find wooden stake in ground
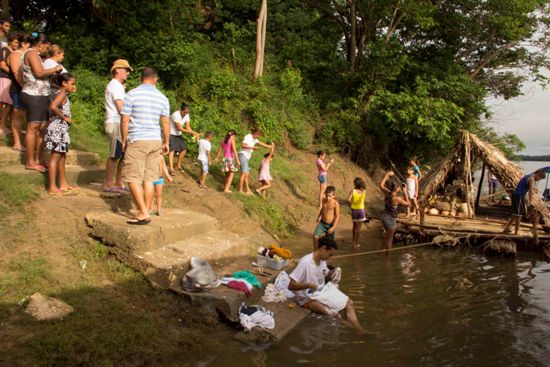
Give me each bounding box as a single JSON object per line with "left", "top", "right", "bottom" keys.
{"left": 254, "top": 0, "right": 267, "bottom": 80}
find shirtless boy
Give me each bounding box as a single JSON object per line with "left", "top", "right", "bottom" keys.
{"left": 313, "top": 186, "right": 340, "bottom": 251}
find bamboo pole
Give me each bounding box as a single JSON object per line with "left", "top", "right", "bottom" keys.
{"left": 463, "top": 133, "right": 472, "bottom": 218}
{"left": 475, "top": 163, "right": 485, "bottom": 208}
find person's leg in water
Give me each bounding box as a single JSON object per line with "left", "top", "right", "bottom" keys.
{"left": 352, "top": 221, "right": 361, "bottom": 248}
{"left": 306, "top": 300, "right": 367, "bottom": 335}
{"left": 383, "top": 227, "right": 396, "bottom": 255}
{"left": 256, "top": 180, "right": 271, "bottom": 197}
{"left": 223, "top": 172, "right": 234, "bottom": 192}
{"left": 25, "top": 122, "right": 44, "bottom": 170}
{"left": 47, "top": 152, "right": 61, "bottom": 194}
{"left": 344, "top": 299, "right": 368, "bottom": 335}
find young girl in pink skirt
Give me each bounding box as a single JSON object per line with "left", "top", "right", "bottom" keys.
{"left": 256, "top": 143, "right": 275, "bottom": 198}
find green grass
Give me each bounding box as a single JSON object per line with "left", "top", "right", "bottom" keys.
{"left": 0, "top": 172, "right": 42, "bottom": 207}
{"left": 0, "top": 254, "right": 54, "bottom": 302}
{"left": 236, "top": 193, "right": 296, "bottom": 238}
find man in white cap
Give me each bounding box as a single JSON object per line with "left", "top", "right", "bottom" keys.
{"left": 104, "top": 59, "right": 132, "bottom": 192}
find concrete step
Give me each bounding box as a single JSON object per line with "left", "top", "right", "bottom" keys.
{"left": 138, "top": 231, "right": 254, "bottom": 289}
{"left": 85, "top": 209, "right": 219, "bottom": 253}
{"left": 0, "top": 146, "right": 100, "bottom": 166}
{"left": 0, "top": 164, "right": 104, "bottom": 186}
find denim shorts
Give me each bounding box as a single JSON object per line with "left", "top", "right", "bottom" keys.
{"left": 10, "top": 91, "right": 26, "bottom": 110}
{"left": 239, "top": 153, "right": 250, "bottom": 173}
{"left": 381, "top": 213, "right": 397, "bottom": 230}
{"left": 318, "top": 174, "right": 327, "bottom": 184}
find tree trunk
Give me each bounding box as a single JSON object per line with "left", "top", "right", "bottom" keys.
{"left": 348, "top": 0, "right": 357, "bottom": 70}
{"left": 254, "top": 0, "right": 267, "bottom": 80}
{"left": 2, "top": 0, "right": 9, "bottom": 19}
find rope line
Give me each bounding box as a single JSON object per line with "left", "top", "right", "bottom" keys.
{"left": 332, "top": 235, "right": 471, "bottom": 259}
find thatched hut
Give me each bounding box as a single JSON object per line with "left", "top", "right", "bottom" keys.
{"left": 418, "top": 130, "right": 550, "bottom": 227}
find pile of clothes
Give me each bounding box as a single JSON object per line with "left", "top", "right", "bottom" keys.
{"left": 238, "top": 303, "right": 275, "bottom": 331}
{"left": 221, "top": 270, "right": 262, "bottom": 297}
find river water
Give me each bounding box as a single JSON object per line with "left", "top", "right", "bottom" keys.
{"left": 198, "top": 225, "right": 550, "bottom": 367}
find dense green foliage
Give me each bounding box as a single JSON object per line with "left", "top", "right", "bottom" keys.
{"left": 7, "top": 0, "right": 550, "bottom": 164}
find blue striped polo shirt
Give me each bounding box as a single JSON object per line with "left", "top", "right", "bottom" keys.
{"left": 121, "top": 83, "right": 170, "bottom": 142}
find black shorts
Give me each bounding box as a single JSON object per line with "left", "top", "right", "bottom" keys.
{"left": 511, "top": 193, "right": 525, "bottom": 216}
{"left": 20, "top": 93, "right": 49, "bottom": 123}
{"left": 169, "top": 135, "right": 187, "bottom": 153}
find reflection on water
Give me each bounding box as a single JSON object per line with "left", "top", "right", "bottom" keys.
{"left": 206, "top": 244, "right": 550, "bottom": 367}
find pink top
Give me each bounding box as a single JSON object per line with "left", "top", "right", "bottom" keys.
{"left": 316, "top": 158, "right": 326, "bottom": 176}
{"left": 259, "top": 158, "right": 272, "bottom": 182}
{"left": 222, "top": 140, "right": 234, "bottom": 159}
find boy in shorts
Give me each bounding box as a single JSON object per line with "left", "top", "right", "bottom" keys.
{"left": 197, "top": 131, "right": 213, "bottom": 189}
{"left": 313, "top": 186, "right": 340, "bottom": 251}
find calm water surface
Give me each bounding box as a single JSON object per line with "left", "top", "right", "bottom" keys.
{"left": 201, "top": 230, "right": 550, "bottom": 367}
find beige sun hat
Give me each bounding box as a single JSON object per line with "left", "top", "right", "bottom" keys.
{"left": 110, "top": 59, "right": 133, "bottom": 73}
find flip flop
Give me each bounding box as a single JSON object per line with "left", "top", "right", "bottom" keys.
{"left": 48, "top": 190, "right": 63, "bottom": 196}
{"left": 12, "top": 146, "right": 27, "bottom": 152}
{"left": 127, "top": 218, "right": 151, "bottom": 225}
{"left": 60, "top": 186, "right": 79, "bottom": 192}
{"left": 25, "top": 165, "right": 47, "bottom": 173}
{"left": 103, "top": 187, "right": 118, "bottom": 192}
{"left": 114, "top": 187, "right": 129, "bottom": 192}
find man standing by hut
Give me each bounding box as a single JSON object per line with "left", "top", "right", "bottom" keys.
{"left": 503, "top": 169, "right": 546, "bottom": 235}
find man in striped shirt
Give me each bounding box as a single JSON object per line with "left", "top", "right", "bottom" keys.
{"left": 121, "top": 67, "right": 170, "bottom": 225}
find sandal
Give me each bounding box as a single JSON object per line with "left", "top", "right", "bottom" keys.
{"left": 25, "top": 165, "right": 47, "bottom": 173}
{"left": 47, "top": 190, "right": 64, "bottom": 196}
{"left": 60, "top": 186, "right": 79, "bottom": 191}
{"left": 127, "top": 218, "right": 151, "bottom": 225}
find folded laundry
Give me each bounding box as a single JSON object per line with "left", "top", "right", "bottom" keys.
{"left": 233, "top": 270, "right": 262, "bottom": 288}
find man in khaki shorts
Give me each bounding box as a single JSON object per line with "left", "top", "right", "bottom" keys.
{"left": 104, "top": 59, "right": 132, "bottom": 191}
{"left": 121, "top": 67, "right": 170, "bottom": 224}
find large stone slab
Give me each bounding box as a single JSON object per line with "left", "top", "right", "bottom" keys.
{"left": 138, "top": 231, "right": 254, "bottom": 288}
{"left": 85, "top": 209, "right": 219, "bottom": 252}
{"left": 0, "top": 164, "right": 104, "bottom": 186}
{"left": 0, "top": 146, "right": 100, "bottom": 166}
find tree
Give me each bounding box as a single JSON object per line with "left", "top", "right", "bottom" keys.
{"left": 254, "top": 0, "right": 267, "bottom": 79}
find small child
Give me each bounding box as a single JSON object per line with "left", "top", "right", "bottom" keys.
{"left": 150, "top": 155, "right": 173, "bottom": 216}
{"left": 45, "top": 73, "right": 77, "bottom": 195}
{"left": 347, "top": 177, "right": 368, "bottom": 248}
{"left": 256, "top": 143, "right": 275, "bottom": 198}
{"left": 313, "top": 186, "right": 340, "bottom": 251}
{"left": 197, "top": 131, "right": 213, "bottom": 189}
{"left": 406, "top": 166, "right": 419, "bottom": 218}
{"left": 316, "top": 150, "right": 334, "bottom": 209}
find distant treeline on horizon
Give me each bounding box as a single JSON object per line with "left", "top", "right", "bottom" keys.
{"left": 515, "top": 155, "right": 550, "bottom": 162}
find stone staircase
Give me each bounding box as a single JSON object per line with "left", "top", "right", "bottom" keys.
{"left": 0, "top": 146, "right": 104, "bottom": 186}
{"left": 85, "top": 208, "right": 310, "bottom": 343}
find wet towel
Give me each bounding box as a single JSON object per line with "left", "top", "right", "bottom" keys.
{"left": 233, "top": 270, "right": 262, "bottom": 288}
{"left": 238, "top": 303, "right": 275, "bottom": 331}
{"left": 309, "top": 281, "right": 348, "bottom": 313}
{"left": 227, "top": 280, "right": 252, "bottom": 297}
{"left": 220, "top": 277, "right": 253, "bottom": 292}
{"left": 273, "top": 271, "right": 295, "bottom": 299}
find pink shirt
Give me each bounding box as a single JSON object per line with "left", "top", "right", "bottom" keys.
{"left": 316, "top": 158, "right": 326, "bottom": 176}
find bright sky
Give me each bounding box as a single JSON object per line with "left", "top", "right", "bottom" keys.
{"left": 487, "top": 80, "right": 549, "bottom": 156}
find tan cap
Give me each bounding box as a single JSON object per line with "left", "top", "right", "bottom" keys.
{"left": 110, "top": 59, "right": 133, "bottom": 73}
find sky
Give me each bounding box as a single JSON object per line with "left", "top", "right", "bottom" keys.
{"left": 487, "top": 80, "right": 549, "bottom": 156}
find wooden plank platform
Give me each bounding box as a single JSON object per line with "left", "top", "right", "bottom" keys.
{"left": 396, "top": 215, "right": 550, "bottom": 242}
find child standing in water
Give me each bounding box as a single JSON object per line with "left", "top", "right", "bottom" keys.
{"left": 197, "top": 131, "right": 213, "bottom": 189}
{"left": 406, "top": 166, "right": 419, "bottom": 218}
{"left": 316, "top": 150, "right": 334, "bottom": 209}
{"left": 256, "top": 143, "right": 275, "bottom": 198}
{"left": 313, "top": 186, "right": 340, "bottom": 251}
{"left": 347, "top": 177, "right": 368, "bottom": 248}
{"left": 150, "top": 155, "right": 173, "bottom": 216}
{"left": 45, "top": 73, "right": 77, "bottom": 195}
{"left": 213, "top": 130, "right": 240, "bottom": 193}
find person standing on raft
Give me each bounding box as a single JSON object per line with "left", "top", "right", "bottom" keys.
{"left": 379, "top": 171, "right": 409, "bottom": 253}
{"left": 503, "top": 169, "right": 546, "bottom": 235}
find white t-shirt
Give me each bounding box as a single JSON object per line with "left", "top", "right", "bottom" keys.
{"left": 197, "top": 139, "right": 211, "bottom": 162}
{"left": 104, "top": 79, "right": 125, "bottom": 124}
{"left": 170, "top": 110, "right": 190, "bottom": 136}
{"left": 289, "top": 253, "right": 329, "bottom": 306}
{"left": 42, "top": 58, "right": 68, "bottom": 74}
{"left": 238, "top": 134, "right": 259, "bottom": 160}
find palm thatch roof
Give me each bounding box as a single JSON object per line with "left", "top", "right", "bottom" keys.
{"left": 418, "top": 130, "right": 550, "bottom": 226}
